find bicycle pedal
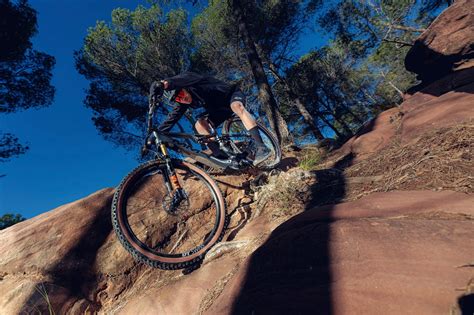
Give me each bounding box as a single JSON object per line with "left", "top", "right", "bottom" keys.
{"left": 239, "top": 159, "right": 253, "bottom": 167}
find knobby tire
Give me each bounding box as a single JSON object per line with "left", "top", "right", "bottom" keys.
{"left": 222, "top": 117, "right": 282, "bottom": 170}
{"left": 111, "top": 159, "right": 227, "bottom": 270}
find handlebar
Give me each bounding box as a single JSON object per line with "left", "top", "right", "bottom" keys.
{"left": 141, "top": 96, "right": 160, "bottom": 157}
{"left": 147, "top": 96, "right": 160, "bottom": 132}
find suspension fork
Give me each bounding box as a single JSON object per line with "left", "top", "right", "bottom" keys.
{"left": 158, "top": 142, "right": 189, "bottom": 215}
{"left": 158, "top": 143, "right": 182, "bottom": 192}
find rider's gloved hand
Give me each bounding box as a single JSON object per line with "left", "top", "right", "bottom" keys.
{"left": 140, "top": 143, "right": 148, "bottom": 158}
{"left": 149, "top": 81, "right": 165, "bottom": 103}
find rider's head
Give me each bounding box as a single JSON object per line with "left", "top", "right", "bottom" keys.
{"left": 168, "top": 88, "right": 193, "bottom": 105}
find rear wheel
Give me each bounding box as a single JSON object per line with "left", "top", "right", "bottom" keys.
{"left": 111, "top": 159, "right": 227, "bottom": 269}
{"left": 222, "top": 117, "right": 281, "bottom": 170}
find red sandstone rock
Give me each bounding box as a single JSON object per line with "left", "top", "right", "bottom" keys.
{"left": 335, "top": 75, "right": 474, "bottom": 161}
{"left": 401, "top": 81, "right": 474, "bottom": 143}
{"left": 1, "top": 106, "right": 472, "bottom": 314}
{"left": 405, "top": 0, "right": 474, "bottom": 83}
{"left": 118, "top": 191, "right": 474, "bottom": 315}
{"left": 337, "top": 107, "right": 400, "bottom": 160}
{"left": 0, "top": 175, "right": 250, "bottom": 314}
{"left": 0, "top": 188, "right": 116, "bottom": 314}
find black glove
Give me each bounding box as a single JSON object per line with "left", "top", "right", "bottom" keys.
{"left": 140, "top": 143, "right": 148, "bottom": 158}
{"left": 149, "top": 81, "right": 164, "bottom": 102}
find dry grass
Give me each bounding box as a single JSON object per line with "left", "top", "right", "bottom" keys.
{"left": 254, "top": 170, "right": 315, "bottom": 219}
{"left": 253, "top": 123, "right": 473, "bottom": 217}
{"left": 297, "top": 147, "right": 323, "bottom": 171}
{"left": 345, "top": 123, "right": 473, "bottom": 195}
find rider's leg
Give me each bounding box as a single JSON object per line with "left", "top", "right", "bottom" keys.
{"left": 230, "top": 101, "right": 271, "bottom": 165}
{"left": 195, "top": 118, "right": 213, "bottom": 135}
{"left": 230, "top": 101, "right": 264, "bottom": 146}
{"left": 195, "top": 118, "right": 227, "bottom": 159}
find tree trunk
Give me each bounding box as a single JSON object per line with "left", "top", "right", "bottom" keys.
{"left": 294, "top": 98, "right": 325, "bottom": 141}
{"left": 321, "top": 100, "right": 353, "bottom": 137}
{"left": 231, "top": 0, "right": 290, "bottom": 144}
{"left": 321, "top": 85, "right": 364, "bottom": 126}
{"left": 342, "top": 103, "right": 364, "bottom": 125}
{"left": 318, "top": 115, "right": 345, "bottom": 139}
{"left": 267, "top": 63, "right": 325, "bottom": 141}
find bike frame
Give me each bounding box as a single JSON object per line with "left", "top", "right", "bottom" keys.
{"left": 145, "top": 98, "right": 252, "bottom": 172}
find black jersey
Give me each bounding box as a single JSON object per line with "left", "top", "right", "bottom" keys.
{"left": 158, "top": 72, "right": 236, "bottom": 132}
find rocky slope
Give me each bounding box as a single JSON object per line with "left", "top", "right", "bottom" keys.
{"left": 1, "top": 1, "right": 474, "bottom": 314}
{"left": 405, "top": 0, "right": 474, "bottom": 85}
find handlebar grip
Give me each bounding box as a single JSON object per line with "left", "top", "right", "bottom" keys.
{"left": 140, "top": 144, "right": 148, "bottom": 158}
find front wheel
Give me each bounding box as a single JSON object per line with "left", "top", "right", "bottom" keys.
{"left": 222, "top": 117, "right": 281, "bottom": 171}
{"left": 111, "top": 159, "right": 227, "bottom": 269}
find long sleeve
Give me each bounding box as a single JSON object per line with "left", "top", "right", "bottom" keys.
{"left": 157, "top": 103, "right": 189, "bottom": 132}
{"left": 164, "top": 72, "right": 204, "bottom": 90}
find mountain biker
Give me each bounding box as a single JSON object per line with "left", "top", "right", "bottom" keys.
{"left": 149, "top": 71, "right": 271, "bottom": 165}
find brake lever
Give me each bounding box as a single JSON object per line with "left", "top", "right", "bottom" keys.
{"left": 140, "top": 144, "right": 148, "bottom": 158}
{"left": 149, "top": 96, "right": 157, "bottom": 115}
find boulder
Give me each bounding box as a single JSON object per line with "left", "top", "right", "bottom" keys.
{"left": 335, "top": 78, "right": 474, "bottom": 162}
{"left": 0, "top": 188, "right": 116, "bottom": 314}
{"left": 405, "top": 0, "right": 474, "bottom": 83}
{"left": 118, "top": 190, "right": 474, "bottom": 315}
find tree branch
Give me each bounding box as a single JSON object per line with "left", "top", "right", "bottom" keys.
{"left": 382, "top": 22, "right": 426, "bottom": 33}
{"left": 382, "top": 38, "right": 414, "bottom": 46}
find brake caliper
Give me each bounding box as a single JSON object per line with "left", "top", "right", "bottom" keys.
{"left": 165, "top": 188, "right": 187, "bottom": 214}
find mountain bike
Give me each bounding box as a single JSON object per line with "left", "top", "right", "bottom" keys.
{"left": 111, "top": 97, "right": 281, "bottom": 269}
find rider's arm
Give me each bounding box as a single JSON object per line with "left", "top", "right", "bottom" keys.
{"left": 157, "top": 103, "right": 189, "bottom": 132}
{"left": 162, "top": 71, "right": 204, "bottom": 90}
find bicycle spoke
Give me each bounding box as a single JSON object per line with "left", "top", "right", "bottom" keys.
{"left": 112, "top": 160, "right": 226, "bottom": 269}
{"left": 169, "top": 223, "right": 188, "bottom": 254}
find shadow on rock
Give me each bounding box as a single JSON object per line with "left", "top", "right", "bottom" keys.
{"left": 459, "top": 294, "right": 474, "bottom": 315}
{"left": 405, "top": 38, "right": 474, "bottom": 96}
{"left": 230, "top": 152, "right": 354, "bottom": 314}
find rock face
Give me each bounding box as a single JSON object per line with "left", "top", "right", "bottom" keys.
{"left": 0, "top": 175, "right": 249, "bottom": 314}
{"left": 405, "top": 0, "right": 474, "bottom": 84}
{"left": 113, "top": 190, "right": 474, "bottom": 315}
{"left": 336, "top": 77, "right": 474, "bottom": 162}
{"left": 338, "top": 0, "right": 474, "bottom": 162}
{"left": 2, "top": 178, "right": 473, "bottom": 315}
{"left": 0, "top": 188, "right": 116, "bottom": 314}
{"left": 207, "top": 191, "right": 474, "bottom": 315}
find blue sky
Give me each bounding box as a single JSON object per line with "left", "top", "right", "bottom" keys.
{"left": 0, "top": 0, "right": 150, "bottom": 218}
{"left": 0, "top": 0, "right": 326, "bottom": 219}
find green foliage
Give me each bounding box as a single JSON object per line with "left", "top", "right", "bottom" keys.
{"left": 191, "top": 0, "right": 247, "bottom": 79}
{"left": 0, "top": 133, "right": 29, "bottom": 162}
{"left": 191, "top": 0, "right": 326, "bottom": 140}
{"left": 0, "top": 213, "right": 26, "bottom": 230}
{"left": 191, "top": 0, "right": 324, "bottom": 91}
{"left": 298, "top": 148, "right": 322, "bottom": 171}
{"left": 0, "top": 50, "right": 55, "bottom": 114}
{"left": 319, "top": 0, "right": 448, "bottom": 103}
{"left": 0, "top": 0, "right": 37, "bottom": 61}
{"left": 76, "top": 4, "right": 192, "bottom": 149}
{"left": 417, "top": 0, "right": 452, "bottom": 24}
{"left": 0, "top": 0, "right": 56, "bottom": 113}
{"left": 369, "top": 41, "right": 417, "bottom": 102}
{"left": 243, "top": 0, "right": 322, "bottom": 60}
{"left": 76, "top": 0, "right": 449, "bottom": 149}
{"left": 277, "top": 42, "right": 378, "bottom": 140}
{"left": 0, "top": 0, "right": 55, "bottom": 162}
